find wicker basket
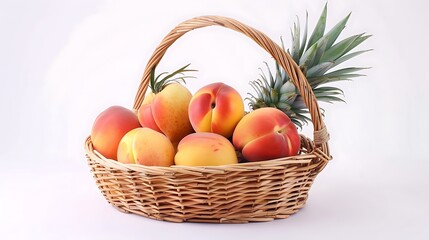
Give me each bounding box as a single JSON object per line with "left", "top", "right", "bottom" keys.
{"left": 85, "top": 15, "right": 332, "bottom": 223}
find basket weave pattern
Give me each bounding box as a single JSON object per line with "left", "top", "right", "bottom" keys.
{"left": 85, "top": 16, "right": 331, "bottom": 223}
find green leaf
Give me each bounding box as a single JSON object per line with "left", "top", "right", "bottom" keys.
{"left": 314, "top": 90, "right": 344, "bottom": 100}
{"left": 270, "top": 89, "right": 279, "bottom": 103}
{"left": 155, "top": 72, "right": 168, "bottom": 82}
{"left": 291, "top": 20, "right": 301, "bottom": 63}
{"left": 317, "top": 95, "right": 346, "bottom": 103}
{"left": 277, "top": 102, "right": 292, "bottom": 110}
{"left": 276, "top": 60, "right": 290, "bottom": 83}
{"left": 306, "top": 61, "right": 335, "bottom": 77}
{"left": 324, "top": 13, "right": 351, "bottom": 49}
{"left": 159, "top": 63, "right": 195, "bottom": 84}
{"left": 309, "top": 73, "right": 365, "bottom": 87}
{"left": 264, "top": 62, "right": 275, "bottom": 88}
{"left": 299, "top": 41, "right": 318, "bottom": 66}
{"left": 261, "top": 84, "right": 271, "bottom": 103}
{"left": 279, "top": 93, "right": 296, "bottom": 103}
{"left": 313, "top": 86, "right": 345, "bottom": 96}
{"left": 344, "top": 34, "right": 372, "bottom": 54}
{"left": 149, "top": 67, "right": 156, "bottom": 91}
{"left": 299, "top": 11, "right": 309, "bottom": 57}
{"left": 291, "top": 96, "right": 307, "bottom": 109}
{"left": 324, "top": 67, "right": 369, "bottom": 77}
{"left": 293, "top": 119, "right": 306, "bottom": 129}
{"left": 279, "top": 80, "right": 296, "bottom": 94}
{"left": 249, "top": 81, "right": 263, "bottom": 100}
{"left": 307, "top": 3, "right": 327, "bottom": 50}
{"left": 274, "top": 62, "right": 284, "bottom": 89}
{"left": 150, "top": 63, "right": 196, "bottom": 93}
{"left": 291, "top": 108, "right": 311, "bottom": 114}
{"left": 310, "top": 36, "right": 329, "bottom": 67}
{"left": 333, "top": 49, "right": 373, "bottom": 67}
{"left": 320, "top": 34, "right": 364, "bottom": 62}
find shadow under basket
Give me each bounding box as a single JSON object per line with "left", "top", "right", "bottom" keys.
{"left": 85, "top": 15, "right": 332, "bottom": 223}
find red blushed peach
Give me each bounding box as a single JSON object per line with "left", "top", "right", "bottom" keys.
{"left": 232, "top": 108, "right": 300, "bottom": 162}
{"left": 117, "top": 128, "right": 175, "bottom": 166}
{"left": 174, "top": 132, "right": 238, "bottom": 166}
{"left": 188, "top": 82, "right": 244, "bottom": 138}
{"left": 137, "top": 104, "right": 162, "bottom": 133}
{"left": 90, "top": 106, "right": 141, "bottom": 160}
{"left": 137, "top": 83, "right": 194, "bottom": 144}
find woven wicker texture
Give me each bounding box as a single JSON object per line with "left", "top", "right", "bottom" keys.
{"left": 85, "top": 15, "right": 332, "bottom": 223}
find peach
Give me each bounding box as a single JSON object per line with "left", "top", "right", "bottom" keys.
{"left": 175, "top": 132, "right": 238, "bottom": 166}
{"left": 117, "top": 128, "right": 175, "bottom": 166}
{"left": 91, "top": 106, "right": 141, "bottom": 160}
{"left": 138, "top": 104, "right": 162, "bottom": 133}
{"left": 188, "top": 82, "right": 244, "bottom": 138}
{"left": 138, "top": 83, "right": 194, "bottom": 145}
{"left": 232, "top": 108, "right": 300, "bottom": 162}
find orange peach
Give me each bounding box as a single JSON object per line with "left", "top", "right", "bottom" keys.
{"left": 174, "top": 132, "right": 238, "bottom": 166}
{"left": 232, "top": 108, "right": 300, "bottom": 162}
{"left": 188, "top": 82, "right": 244, "bottom": 138}
{"left": 138, "top": 83, "right": 194, "bottom": 145}
{"left": 117, "top": 127, "right": 175, "bottom": 166}
{"left": 91, "top": 106, "right": 141, "bottom": 160}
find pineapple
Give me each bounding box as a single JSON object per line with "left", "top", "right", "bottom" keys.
{"left": 247, "top": 4, "right": 371, "bottom": 128}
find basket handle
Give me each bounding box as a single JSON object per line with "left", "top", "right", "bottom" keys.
{"left": 133, "top": 15, "right": 330, "bottom": 155}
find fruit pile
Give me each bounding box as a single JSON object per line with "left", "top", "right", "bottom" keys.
{"left": 91, "top": 71, "right": 301, "bottom": 166}
{"left": 90, "top": 5, "right": 369, "bottom": 167}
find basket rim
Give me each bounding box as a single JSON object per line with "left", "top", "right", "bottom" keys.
{"left": 85, "top": 135, "right": 330, "bottom": 174}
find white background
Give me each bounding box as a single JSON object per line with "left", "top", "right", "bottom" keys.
{"left": 1, "top": 0, "right": 428, "bottom": 239}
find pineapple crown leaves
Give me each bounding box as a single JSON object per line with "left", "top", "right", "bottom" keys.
{"left": 149, "top": 63, "right": 197, "bottom": 93}
{"left": 292, "top": 5, "right": 372, "bottom": 111}
{"left": 248, "top": 3, "right": 372, "bottom": 129}
{"left": 292, "top": 5, "right": 372, "bottom": 84}
{"left": 246, "top": 62, "right": 297, "bottom": 108}
{"left": 246, "top": 62, "right": 309, "bottom": 129}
